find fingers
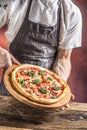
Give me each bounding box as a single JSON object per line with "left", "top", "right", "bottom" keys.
{"left": 71, "top": 94, "right": 75, "bottom": 100}
{"left": 6, "top": 53, "right": 20, "bottom": 67}
{"left": 60, "top": 106, "right": 65, "bottom": 111}
{"left": 65, "top": 103, "right": 69, "bottom": 108}
{"left": 59, "top": 94, "right": 75, "bottom": 111}
{"left": 0, "top": 48, "right": 20, "bottom": 68}
{"left": 11, "top": 54, "right": 20, "bottom": 65}
{"left": 59, "top": 103, "right": 69, "bottom": 110}
{"left": 6, "top": 53, "right": 13, "bottom": 67}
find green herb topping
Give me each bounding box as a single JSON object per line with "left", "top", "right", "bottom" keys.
{"left": 47, "top": 77, "right": 53, "bottom": 81}
{"left": 52, "top": 86, "right": 59, "bottom": 91}
{"left": 29, "top": 90, "right": 33, "bottom": 95}
{"left": 40, "top": 88, "right": 47, "bottom": 94}
{"left": 31, "top": 79, "right": 40, "bottom": 84}
{"left": 51, "top": 95, "right": 56, "bottom": 99}
{"left": 38, "top": 70, "right": 44, "bottom": 75}
{"left": 18, "top": 78, "right": 25, "bottom": 85}
{"left": 26, "top": 71, "right": 34, "bottom": 77}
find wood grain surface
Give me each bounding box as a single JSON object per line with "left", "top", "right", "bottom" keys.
{"left": 0, "top": 96, "right": 87, "bottom": 130}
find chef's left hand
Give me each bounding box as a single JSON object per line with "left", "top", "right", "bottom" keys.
{"left": 0, "top": 47, "right": 20, "bottom": 68}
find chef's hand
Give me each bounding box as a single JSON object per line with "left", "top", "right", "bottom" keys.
{"left": 59, "top": 94, "right": 75, "bottom": 110}
{"left": 0, "top": 47, "right": 20, "bottom": 68}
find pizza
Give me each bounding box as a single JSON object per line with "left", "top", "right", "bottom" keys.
{"left": 11, "top": 64, "right": 68, "bottom": 104}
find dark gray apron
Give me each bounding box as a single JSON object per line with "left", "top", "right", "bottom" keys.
{"left": 0, "top": 0, "right": 61, "bottom": 95}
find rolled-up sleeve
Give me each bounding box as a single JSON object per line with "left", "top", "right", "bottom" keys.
{"left": 59, "top": 1, "right": 82, "bottom": 49}
{"left": 0, "top": 0, "right": 12, "bottom": 29}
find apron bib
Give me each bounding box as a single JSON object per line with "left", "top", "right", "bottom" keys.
{"left": 9, "top": 0, "right": 60, "bottom": 69}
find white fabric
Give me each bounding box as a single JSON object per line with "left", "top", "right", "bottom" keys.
{"left": 29, "top": 0, "right": 59, "bottom": 26}
{"left": 0, "top": 0, "right": 82, "bottom": 49}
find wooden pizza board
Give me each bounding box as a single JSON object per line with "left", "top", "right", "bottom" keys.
{"left": 4, "top": 65, "right": 71, "bottom": 109}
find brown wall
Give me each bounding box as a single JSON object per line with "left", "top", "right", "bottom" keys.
{"left": 68, "top": 0, "right": 87, "bottom": 102}
{"left": 0, "top": 0, "right": 87, "bottom": 102}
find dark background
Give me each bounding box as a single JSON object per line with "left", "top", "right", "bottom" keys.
{"left": 68, "top": 0, "right": 87, "bottom": 102}
{"left": 0, "top": 0, "right": 87, "bottom": 102}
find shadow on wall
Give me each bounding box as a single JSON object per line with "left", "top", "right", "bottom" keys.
{"left": 68, "top": 0, "right": 87, "bottom": 103}
{"left": 0, "top": 0, "right": 87, "bottom": 103}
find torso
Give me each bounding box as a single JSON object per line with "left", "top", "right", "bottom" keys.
{"left": 9, "top": 0, "right": 61, "bottom": 69}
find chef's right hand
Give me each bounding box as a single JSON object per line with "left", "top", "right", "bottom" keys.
{"left": 0, "top": 47, "right": 20, "bottom": 68}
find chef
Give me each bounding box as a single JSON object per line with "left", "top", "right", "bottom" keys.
{"left": 0, "top": 0, "right": 82, "bottom": 107}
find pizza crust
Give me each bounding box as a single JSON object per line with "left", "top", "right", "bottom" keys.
{"left": 11, "top": 64, "right": 68, "bottom": 104}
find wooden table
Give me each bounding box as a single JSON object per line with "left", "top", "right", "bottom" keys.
{"left": 0, "top": 96, "right": 87, "bottom": 130}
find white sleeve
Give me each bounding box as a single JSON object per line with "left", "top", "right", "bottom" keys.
{"left": 0, "top": 0, "right": 12, "bottom": 29}
{"left": 58, "top": 0, "right": 82, "bottom": 49}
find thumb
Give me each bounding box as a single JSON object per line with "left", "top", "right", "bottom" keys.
{"left": 6, "top": 54, "right": 13, "bottom": 67}
{"left": 11, "top": 54, "right": 20, "bottom": 65}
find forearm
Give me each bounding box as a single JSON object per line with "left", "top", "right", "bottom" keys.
{"left": 52, "top": 49, "right": 73, "bottom": 82}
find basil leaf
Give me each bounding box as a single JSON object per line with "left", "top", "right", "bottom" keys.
{"left": 26, "top": 71, "right": 34, "bottom": 77}
{"left": 40, "top": 88, "right": 47, "bottom": 94}
{"left": 38, "top": 70, "right": 44, "bottom": 75}
{"left": 29, "top": 90, "right": 33, "bottom": 95}
{"left": 31, "top": 79, "right": 40, "bottom": 84}
{"left": 52, "top": 86, "right": 59, "bottom": 91}
{"left": 47, "top": 77, "right": 53, "bottom": 81}
{"left": 51, "top": 95, "right": 56, "bottom": 99}
{"left": 18, "top": 78, "right": 25, "bottom": 85}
